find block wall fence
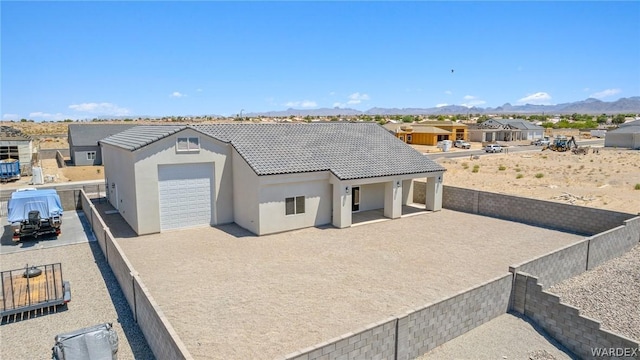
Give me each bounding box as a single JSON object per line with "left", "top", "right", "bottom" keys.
{"left": 78, "top": 190, "right": 194, "bottom": 360}
{"left": 54, "top": 187, "right": 639, "bottom": 360}
{"left": 513, "top": 273, "right": 639, "bottom": 360}
{"left": 413, "top": 183, "right": 636, "bottom": 236}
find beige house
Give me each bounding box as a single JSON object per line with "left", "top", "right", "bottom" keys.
{"left": 100, "top": 123, "right": 446, "bottom": 236}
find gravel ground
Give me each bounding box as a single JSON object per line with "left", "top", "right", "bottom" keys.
{"left": 549, "top": 243, "right": 640, "bottom": 342}
{"left": 114, "top": 209, "right": 583, "bottom": 359}
{"left": 0, "top": 242, "right": 154, "bottom": 360}
{"left": 417, "top": 313, "right": 577, "bottom": 360}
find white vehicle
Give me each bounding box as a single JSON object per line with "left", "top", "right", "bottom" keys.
{"left": 453, "top": 140, "right": 471, "bottom": 149}
{"left": 484, "top": 144, "right": 503, "bottom": 153}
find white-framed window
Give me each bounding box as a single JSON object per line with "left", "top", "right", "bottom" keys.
{"left": 285, "top": 196, "right": 305, "bottom": 215}
{"left": 87, "top": 151, "right": 96, "bottom": 160}
{"left": 176, "top": 137, "right": 200, "bottom": 152}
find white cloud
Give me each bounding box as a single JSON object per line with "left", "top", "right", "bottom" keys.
{"left": 444, "top": 90, "right": 452, "bottom": 95}
{"left": 436, "top": 103, "right": 448, "bottom": 108}
{"left": 517, "top": 92, "right": 552, "bottom": 105}
{"left": 347, "top": 92, "right": 370, "bottom": 105}
{"left": 196, "top": 88, "right": 203, "bottom": 92}
{"left": 68, "top": 102, "right": 130, "bottom": 116}
{"left": 589, "top": 88, "right": 621, "bottom": 99}
{"left": 170, "top": 91, "right": 187, "bottom": 98}
{"left": 329, "top": 91, "right": 336, "bottom": 96}
{"left": 285, "top": 100, "right": 317, "bottom": 108}
{"left": 3, "top": 114, "right": 19, "bottom": 119}
{"left": 460, "top": 95, "right": 486, "bottom": 108}
{"left": 29, "top": 112, "right": 66, "bottom": 120}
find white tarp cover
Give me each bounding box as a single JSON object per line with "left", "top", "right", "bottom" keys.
{"left": 7, "top": 189, "right": 63, "bottom": 223}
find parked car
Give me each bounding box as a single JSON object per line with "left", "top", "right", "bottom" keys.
{"left": 484, "top": 144, "right": 503, "bottom": 153}
{"left": 453, "top": 140, "right": 471, "bottom": 149}
{"left": 532, "top": 137, "right": 550, "bottom": 146}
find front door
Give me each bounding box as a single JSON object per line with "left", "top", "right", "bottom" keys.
{"left": 352, "top": 186, "right": 360, "bottom": 212}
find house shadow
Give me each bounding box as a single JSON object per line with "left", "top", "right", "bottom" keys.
{"left": 213, "top": 223, "right": 255, "bottom": 238}
{"left": 91, "top": 201, "right": 138, "bottom": 239}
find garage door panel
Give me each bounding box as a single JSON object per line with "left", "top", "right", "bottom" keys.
{"left": 158, "top": 163, "right": 214, "bottom": 231}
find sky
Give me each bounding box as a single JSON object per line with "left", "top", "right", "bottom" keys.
{"left": 1, "top": 1, "right": 639, "bottom": 120}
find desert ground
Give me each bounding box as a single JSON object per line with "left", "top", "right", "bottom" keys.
{"left": 435, "top": 148, "right": 640, "bottom": 215}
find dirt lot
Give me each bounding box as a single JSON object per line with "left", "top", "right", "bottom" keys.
{"left": 436, "top": 148, "right": 640, "bottom": 214}
{"left": 113, "top": 210, "right": 583, "bottom": 359}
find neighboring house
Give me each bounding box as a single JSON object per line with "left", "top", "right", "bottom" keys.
{"left": 604, "top": 120, "right": 640, "bottom": 149}
{"left": 417, "top": 121, "right": 469, "bottom": 141}
{"left": 68, "top": 124, "right": 137, "bottom": 165}
{"left": 468, "top": 119, "right": 544, "bottom": 142}
{"left": 100, "top": 123, "right": 446, "bottom": 236}
{"left": 0, "top": 126, "right": 33, "bottom": 175}
{"left": 384, "top": 124, "right": 451, "bottom": 145}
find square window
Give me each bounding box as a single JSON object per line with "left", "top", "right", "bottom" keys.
{"left": 176, "top": 137, "right": 200, "bottom": 152}
{"left": 87, "top": 152, "right": 96, "bottom": 160}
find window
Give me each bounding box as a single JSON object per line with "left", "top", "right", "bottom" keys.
{"left": 285, "top": 196, "right": 305, "bottom": 215}
{"left": 176, "top": 137, "right": 200, "bottom": 152}
{"left": 0, "top": 146, "right": 19, "bottom": 160}
{"left": 87, "top": 151, "right": 96, "bottom": 160}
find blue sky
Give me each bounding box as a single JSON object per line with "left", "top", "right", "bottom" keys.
{"left": 2, "top": 1, "right": 639, "bottom": 120}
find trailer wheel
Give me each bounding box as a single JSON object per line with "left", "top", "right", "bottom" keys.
{"left": 23, "top": 266, "right": 43, "bottom": 278}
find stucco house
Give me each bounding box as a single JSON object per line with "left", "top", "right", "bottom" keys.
{"left": 1, "top": 125, "right": 34, "bottom": 175}
{"left": 604, "top": 120, "right": 640, "bottom": 149}
{"left": 68, "top": 124, "right": 137, "bottom": 165}
{"left": 100, "top": 123, "right": 446, "bottom": 236}
{"left": 469, "top": 119, "right": 544, "bottom": 142}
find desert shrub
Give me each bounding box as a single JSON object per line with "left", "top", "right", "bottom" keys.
{"left": 516, "top": 174, "right": 524, "bottom": 179}
{"left": 535, "top": 173, "right": 544, "bottom": 178}
{"left": 461, "top": 162, "right": 469, "bottom": 169}
{"left": 498, "top": 165, "right": 506, "bottom": 171}
{"left": 635, "top": 183, "right": 640, "bottom": 190}
{"left": 515, "top": 168, "right": 521, "bottom": 172}
{"left": 472, "top": 165, "right": 480, "bottom": 173}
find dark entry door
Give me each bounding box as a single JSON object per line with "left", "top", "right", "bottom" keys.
{"left": 352, "top": 186, "right": 360, "bottom": 212}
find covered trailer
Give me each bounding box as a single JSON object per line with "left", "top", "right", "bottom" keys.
{"left": 0, "top": 159, "right": 20, "bottom": 182}
{"left": 8, "top": 189, "right": 63, "bottom": 241}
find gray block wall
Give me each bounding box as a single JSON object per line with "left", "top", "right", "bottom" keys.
{"left": 509, "top": 239, "right": 589, "bottom": 289}
{"left": 440, "top": 185, "right": 635, "bottom": 236}
{"left": 58, "top": 189, "right": 82, "bottom": 211}
{"left": 396, "top": 274, "right": 512, "bottom": 360}
{"left": 588, "top": 217, "right": 640, "bottom": 270}
{"left": 78, "top": 190, "right": 194, "bottom": 360}
{"left": 283, "top": 318, "right": 397, "bottom": 360}
{"left": 516, "top": 273, "right": 639, "bottom": 360}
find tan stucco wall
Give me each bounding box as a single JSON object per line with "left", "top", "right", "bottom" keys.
{"left": 232, "top": 148, "right": 260, "bottom": 234}
{"left": 257, "top": 172, "right": 332, "bottom": 235}
{"left": 102, "top": 143, "right": 139, "bottom": 233}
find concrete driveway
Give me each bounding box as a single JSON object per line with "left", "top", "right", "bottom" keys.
{"left": 1, "top": 211, "right": 95, "bottom": 254}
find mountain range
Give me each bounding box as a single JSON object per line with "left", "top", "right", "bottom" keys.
{"left": 243, "top": 97, "right": 640, "bottom": 117}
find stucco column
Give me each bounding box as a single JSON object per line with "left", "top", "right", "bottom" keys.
{"left": 384, "top": 180, "right": 402, "bottom": 219}
{"left": 332, "top": 184, "right": 352, "bottom": 228}
{"left": 425, "top": 172, "right": 443, "bottom": 211}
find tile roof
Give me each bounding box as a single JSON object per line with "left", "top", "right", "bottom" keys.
{"left": 101, "top": 123, "right": 445, "bottom": 180}
{"left": 483, "top": 119, "right": 543, "bottom": 130}
{"left": 68, "top": 124, "right": 138, "bottom": 146}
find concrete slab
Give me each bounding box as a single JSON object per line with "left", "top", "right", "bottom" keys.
{"left": 1, "top": 211, "right": 95, "bottom": 254}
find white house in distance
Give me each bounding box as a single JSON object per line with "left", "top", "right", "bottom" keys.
{"left": 100, "top": 123, "right": 446, "bottom": 236}
{"left": 468, "top": 118, "right": 545, "bottom": 142}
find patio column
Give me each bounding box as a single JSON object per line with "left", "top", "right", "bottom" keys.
{"left": 384, "top": 180, "right": 402, "bottom": 219}
{"left": 425, "top": 172, "right": 443, "bottom": 211}
{"left": 332, "top": 183, "right": 352, "bottom": 228}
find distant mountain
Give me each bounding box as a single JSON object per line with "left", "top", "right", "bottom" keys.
{"left": 245, "top": 97, "right": 640, "bottom": 117}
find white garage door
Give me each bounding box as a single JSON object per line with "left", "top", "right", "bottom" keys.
{"left": 158, "top": 163, "right": 214, "bottom": 231}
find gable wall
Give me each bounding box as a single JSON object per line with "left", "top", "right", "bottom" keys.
{"left": 132, "top": 129, "right": 233, "bottom": 235}
{"left": 232, "top": 147, "right": 260, "bottom": 234}
{"left": 102, "top": 143, "right": 139, "bottom": 233}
